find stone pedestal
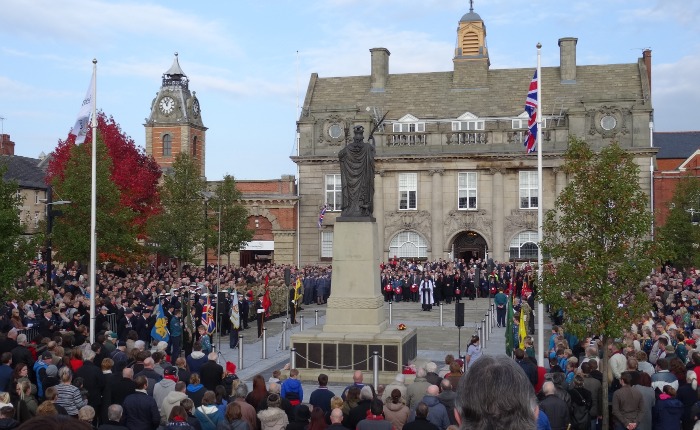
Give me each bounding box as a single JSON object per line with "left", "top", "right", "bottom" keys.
{"left": 291, "top": 219, "right": 417, "bottom": 382}
{"left": 323, "top": 220, "right": 387, "bottom": 333}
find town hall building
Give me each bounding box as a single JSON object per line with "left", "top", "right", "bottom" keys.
{"left": 293, "top": 7, "right": 655, "bottom": 265}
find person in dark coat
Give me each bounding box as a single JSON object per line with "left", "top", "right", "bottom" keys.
{"left": 653, "top": 385, "right": 684, "bottom": 430}
{"left": 117, "top": 309, "right": 135, "bottom": 341}
{"left": 309, "top": 374, "right": 335, "bottom": 413}
{"left": 186, "top": 373, "right": 207, "bottom": 408}
{"left": 199, "top": 352, "right": 223, "bottom": 391}
{"left": 346, "top": 386, "right": 373, "bottom": 430}
{"left": 402, "top": 403, "right": 439, "bottom": 430}
{"left": 10, "top": 335, "right": 34, "bottom": 370}
{"left": 539, "top": 381, "right": 570, "bottom": 430}
{"left": 111, "top": 368, "right": 137, "bottom": 406}
{"left": 122, "top": 375, "right": 160, "bottom": 430}
{"left": 98, "top": 404, "right": 128, "bottom": 430}
{"left": 75, "top": 349, "right": 106, "bottom": 412}
{"left": 286, "top": 404, "right": 311, "bottom": 430}
{"left": 515, "top": 348, "right": 538, "bottom": 388}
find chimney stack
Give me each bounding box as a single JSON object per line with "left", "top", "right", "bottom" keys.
{"left": 370, "top": 48, "right": 390, "bottom": 92}
{"left": 0, "top": 134, "right": 15, "bottom": 156}
{"left": 642, "top": 49, "right": 652, "bottom": 92}
{"left": 558, "top": 37, "right": 578, "bottom": 83}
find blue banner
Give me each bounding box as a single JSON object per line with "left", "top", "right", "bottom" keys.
{"left": 151, "top": 299, "right": 170, "bottom": 343}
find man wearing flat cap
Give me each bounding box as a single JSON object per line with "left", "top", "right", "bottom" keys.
{"left": 117, "top": 308, "right": 135, "bottom": 341}
{"left": 96, "top": 305, "right": 110, "bottom": 333}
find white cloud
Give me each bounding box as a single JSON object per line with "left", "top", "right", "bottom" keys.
{"left": 0, "top": 0, "right": 240, "bottom": 56}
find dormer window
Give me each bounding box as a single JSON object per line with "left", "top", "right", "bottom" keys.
{"left": 452, "top": 112, "right": 484, "bottom": 131}
{"left": 390, "top": 114, "right": 426, "bottom": 145}
{"left": 392, "top": 114, "right": 425, "bottom": 133}
{"left": 513, "top": 111, "right": 548, "bottom": 129}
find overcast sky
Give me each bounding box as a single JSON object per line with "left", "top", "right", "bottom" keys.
{"left": 1, "top": 0, "right": 698, "bottom": 180}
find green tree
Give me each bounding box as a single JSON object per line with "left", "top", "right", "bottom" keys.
{"left": 656, "top": 175, "right": 700, "bottom": 269}
{"left": 50, "top": 138, "right": 141, "bottom": 265}
{"left": 0, "top": 164, "right": 43, "bottom": 300}
{"left": 211, "top": 175, "right": 254, "bottom": 265}
{"left": 540, "top": 137, "right": 660, "bottom": 430}
{"left": 149, "top": 154, "right": 207, "bottom": 270}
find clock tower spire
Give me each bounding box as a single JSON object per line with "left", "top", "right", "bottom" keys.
{"left": 145, "top": 53, "right": 207, "bottom": 176}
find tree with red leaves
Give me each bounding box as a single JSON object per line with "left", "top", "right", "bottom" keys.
{"left": 47, "top": 112, "right": 162, "bottom": 264}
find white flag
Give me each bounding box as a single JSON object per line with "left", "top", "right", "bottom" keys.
{"left": 230, "top": 290, "right": 240, "bottom": 330}
{"left": 71, "top": 71, "right": 95, "bottom": 144}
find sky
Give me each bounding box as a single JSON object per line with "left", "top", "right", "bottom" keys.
{"left": 1, "top": 0, "right": 699, "bottom": 181}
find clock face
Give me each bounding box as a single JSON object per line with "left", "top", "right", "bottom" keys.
{"left": 192, "top": 99, "right": 201, "bottom": 117}
{"left": 159, "top": 96, "right": 175, "bottom": 115}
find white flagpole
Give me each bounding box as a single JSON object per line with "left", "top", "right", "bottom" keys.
{"left": 536, "top": 44, "right": 545, "bottom": 367}
{"left": 89, "top": 58, "right": 97, "bottom": 344}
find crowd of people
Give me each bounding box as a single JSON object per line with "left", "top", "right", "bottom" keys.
{"left": 9, "top": 255, "right": 700, "bottom": 429}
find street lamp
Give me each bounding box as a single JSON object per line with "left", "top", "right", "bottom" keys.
{"left": 40, "top": 186, "right": 71, "bottom": 288}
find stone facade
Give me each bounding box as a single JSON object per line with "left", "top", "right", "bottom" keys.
{"left": 292, "top": 8, "right": 655, "bottom": 265}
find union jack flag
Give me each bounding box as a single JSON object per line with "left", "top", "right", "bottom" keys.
{"left": 318, "top": 204, "right": 327, "bottom": 229}
{"left": 524, "top": 70, "right": 538, "bottom": 154}
{"left": 202, "top": 294, "right": 216, "bottom": 335}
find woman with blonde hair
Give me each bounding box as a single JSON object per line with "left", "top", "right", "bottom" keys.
{"left": 54, "top": 366, "right": 86, "bottom": 417}
{"left": 15, "top": 379, "right": 38, "bottom": 422}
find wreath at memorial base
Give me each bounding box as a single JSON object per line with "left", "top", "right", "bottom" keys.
{"left": 397, "top": 323, "right": 406, "bottom": 331}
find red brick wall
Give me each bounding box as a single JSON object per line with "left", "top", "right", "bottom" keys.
{"left": 237, "top": 179, "right": 294, "bottom": 195}
{"left": 654, "top": 156, "right": 700, "bottom": 226}
{"left": 248, "top": 216, "right": 274, "bottom": 240}
{"left": 152, "top": 126, "right": 182, "bottom": 168}
{"left": 268, "top": 207, "right": 295, "bottom": 230}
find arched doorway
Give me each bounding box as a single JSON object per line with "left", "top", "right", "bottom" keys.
{"left": 452, "top": 231, "right": 487, "bottom": 261}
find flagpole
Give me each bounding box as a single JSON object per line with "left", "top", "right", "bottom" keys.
{"left": 89, "top": 58, "right": 98, "bottom": 344}
{"left": 535, "top": 44, "right": 544, "bottom": 367}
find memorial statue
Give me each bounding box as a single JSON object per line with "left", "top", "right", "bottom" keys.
{"left": 339, "top": 125, "right": 375, "bottom": 218}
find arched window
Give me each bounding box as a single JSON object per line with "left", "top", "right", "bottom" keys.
{"left": 389, "top": 231, "right": 428, "bottom": 259}
{"left": 162, "top": 134, "right": 172, "bottom": 157}
{"left": 192, "top": 136, "right": 198, "bottom": 157}
{"left": 509, "top": 231, "right": 539, "bottom": 260}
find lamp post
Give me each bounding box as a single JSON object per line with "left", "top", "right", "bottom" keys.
{"left": 41, "top": 186, "right": 71, "bottom": 288}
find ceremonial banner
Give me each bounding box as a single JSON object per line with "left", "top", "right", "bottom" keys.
{"left": 202, "top": 295, "right": 216, "bottom": 335}
{"left": 151, "top": 299, "right": 170, "bottom": 343}
{"left": 230, "top": 290, "right": 240, "bottom": 330}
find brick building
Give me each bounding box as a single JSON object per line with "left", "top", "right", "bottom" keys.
{"left": 145, "top": 55, "right": 298, "bottom": 266}
{"left": 207, "top": 175, "right": 298, "bottom": 266}
{"left": 653, "top": 131, "right": 700, "bottom": 227}
{"left": 293, "top": 7, "right": 655, "bottom": 265}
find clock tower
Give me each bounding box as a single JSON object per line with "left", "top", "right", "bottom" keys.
{"left": 145, "top": 53, "right": 207, "bottom": 176}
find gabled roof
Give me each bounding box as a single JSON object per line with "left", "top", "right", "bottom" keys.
{"left": 1, "top": 155, "right": 47, "bottom": 189}
{"left": 654, "top": 131, "right": 700, "bottom": 159}
{"left": 306, "top": 64, "right": 645, "bottom": 121}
